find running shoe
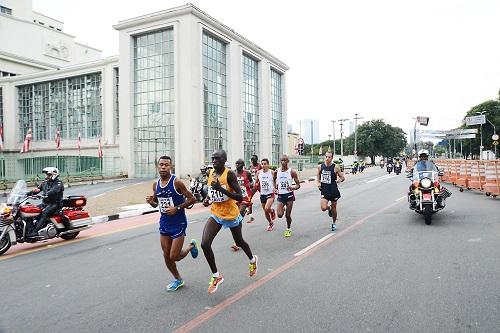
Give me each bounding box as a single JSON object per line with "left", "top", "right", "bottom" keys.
{"left": 231, "top": 244, "right": 240, "bottom": 251}
{"left": 266, "top": 223, "right": 274, "bottom": 231}
{"left": 284, "top": 229, "right": 292, "bottom": 238}
{"left": 331, "top": 223, "right": 337, "bottom": 232}
{"left": 270, "top": 209, "right": 276, "bottom": 221}
{"left": 167, "top": 279, "right": 184, "bottom": 291}
{"left": 246, "top": 214, "right": 254, "bottom": 224}
{"left": 249, "top": 255, "right": 258, "bottom": 277}
{"left": 190, "top": 239, "right": 198, "bottom": 258}
{"left": 328, "top": 207, "right": 332, "bottom": 217}
{"left": 208, "top": 275, "right": 224, "bottom": 294}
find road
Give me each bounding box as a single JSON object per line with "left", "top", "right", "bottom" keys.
{"left": 1, "top": 167, "right": 499, "bottom": 333}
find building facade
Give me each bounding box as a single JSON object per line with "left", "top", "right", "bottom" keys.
{"left": 0, "top": 3, "right": 288, "bottom": 179}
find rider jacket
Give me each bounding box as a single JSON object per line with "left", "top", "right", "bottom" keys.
{"left": 28, "top": 178, "right": 64, "bottom": 206}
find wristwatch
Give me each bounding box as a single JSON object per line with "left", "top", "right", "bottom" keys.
{"left": 175, "top": 206, "right": 180, "bottom": 211}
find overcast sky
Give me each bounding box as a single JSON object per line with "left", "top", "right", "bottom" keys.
{"left": 34, "top": 0, "right": 500, "bottom": 140}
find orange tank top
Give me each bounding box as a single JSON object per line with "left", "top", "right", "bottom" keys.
{"left": 208, "top": 168, "right": 240, "bottom": 220}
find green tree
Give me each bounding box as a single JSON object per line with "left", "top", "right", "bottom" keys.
{"left": 461, "top": 100, "right": 500, "bottom": 157}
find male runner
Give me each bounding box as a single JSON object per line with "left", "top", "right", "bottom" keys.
{"left": 255, "top": 158, "right": 276, "bottom": 231}
{"left": 317, "top": 152, "right": 345, "bottom": 232}
{"left": 231, "top": 158, "right": 255, "bottom": 251}
{"left": 274, "top": 155, "right": 301, "bottom": 237}
{"left": 201, "top": 150, "right": 258, "bottom": 294}
{"left": 146, "top": 156, "right": 198, "bottom": 292}
{"left": 246, "top": 154, "right": 262, "bottom": 223}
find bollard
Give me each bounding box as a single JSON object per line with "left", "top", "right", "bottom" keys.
{"left": 66, "top": 171, "right": 71, "bottom": 188}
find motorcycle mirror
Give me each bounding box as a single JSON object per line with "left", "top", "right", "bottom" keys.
{"left": 438, "top": 171, "right": 444, "bottom": 177}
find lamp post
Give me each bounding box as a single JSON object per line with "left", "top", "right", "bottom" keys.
{"left": 338, "top": 118, "right": 349, "bottom": 157}
{"left": 485, "top": 117, "right": 497, "bottom": 157}
{"left": 476, "top": 111, "right": 485, "bottom": 160}
{"left": 331, "top": 120, "right": 336, "bottom": 155}
{"left": 353, "top": 113, "right": 363, "bottom": 156}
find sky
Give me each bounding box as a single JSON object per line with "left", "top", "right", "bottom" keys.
{"left": 34, "top": 0, "right": 500, "bottom": 140}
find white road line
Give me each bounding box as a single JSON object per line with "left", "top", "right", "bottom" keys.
{"left": 366, "top": 174, "right": 392, "bottom": 183}
{"left": 395, "top": 196, "right": 406, "bottom": 202}
{"left": 294, "top": 233, "right": 335, "bottom": 257}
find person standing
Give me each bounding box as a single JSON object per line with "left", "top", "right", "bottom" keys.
{"left": 231, "top": 158, "right": 255, "bottom": 251}
{"left": 201, "top": 150, "right": 258, "bottom": 294}
{"left": 274, "top": 155, "right": 300, "bottom": 237}
{"left": 146, "top": 156, "right": 198, "bottom": 292}
{"left": 317, "top": 152, "right": 345, "bottom": 232}
{"left": 255, "top": 158, "right": 276, "bottom": 231}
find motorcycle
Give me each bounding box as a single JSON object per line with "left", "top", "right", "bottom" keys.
{"left": 386, "top": 163, "right": 393, "bottom": 174}
{"left": 380, "top": 161, "right": 384, "bottom": 168}
{"left": 187, "top": 175, "right": 208, "bottom": 208}
{"left": 0, "top": 180, "right": 92, "bottom": 256}
{"left": 394, "top": 162, "right": 402, "bottom": 175}
{"left": 407, "top": 161, "right": 451, "bottom": 225}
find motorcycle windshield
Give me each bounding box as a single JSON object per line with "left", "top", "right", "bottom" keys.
{"left": 7, "top": 180, "right": 28, "bottom": 205}
{"left": 413, "top": 161, "right": 438, "bottom": 181}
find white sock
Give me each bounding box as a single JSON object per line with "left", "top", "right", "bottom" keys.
{"left": 250, "top": 256, "right": 256, "bottom": 264}
{"left": 212, "top": 272, "right": 220, "bottom": 278}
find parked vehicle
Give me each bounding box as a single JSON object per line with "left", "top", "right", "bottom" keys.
{"left": 0, "top": 180, "right": 92, "bottom": 256}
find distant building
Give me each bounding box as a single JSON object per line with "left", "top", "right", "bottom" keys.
{"left": 287, "top": 132, "right": 299, "bottom": 155}
{"left": 299, "top": 119, "right": 319, "bottom": 144}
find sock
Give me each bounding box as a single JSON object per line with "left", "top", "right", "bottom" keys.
{"left": 250, "top": 256, "right": 256, "bottom": 264}
{"left": 212, "top": 272, "right": 220, "bottom": 278}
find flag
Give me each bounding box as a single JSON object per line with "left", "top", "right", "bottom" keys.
{"left": 20, "top": 128, "right": 32, "bottom": 153}
{"left": 319, "top": 145, "right": 323, "bottom": 155}
{"left": 97, "top": 137, "right": 103, "bottom": 158}
{"left": 55, "top": 128, "right": 61, "bottom": 150}
{"left": 77, "top": 131, "right": 81, "bottom": 151}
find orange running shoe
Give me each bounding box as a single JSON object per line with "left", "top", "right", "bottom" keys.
{"left": 207, "top": 275, "right": 224, "bottom": 294}
{"left": 249, "top": 255, "right": 258, "bottom": 277}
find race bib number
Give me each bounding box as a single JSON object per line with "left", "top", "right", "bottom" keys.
{"left": 279, "top": 181, "right": 289, "bottom": 191}
{"left": 261, "top": 180, "right": 271, "bottom": 191}
{"left": 320, "top": 171, "right": 331, "bottom": 184}
{"left": 209, "top": 185, "right": 228, "bottom": 202}
{"left": 158, "top": 197, "right": 174, "bottom": 214}
{"left": 240, "top": 186, "right": 248, "bottom": 198}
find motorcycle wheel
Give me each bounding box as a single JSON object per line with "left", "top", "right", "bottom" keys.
{"left": 423, "top": 206, "right": 433, "bottom": 225}
{"left": 0, "top": 235, "right": 12, "bottom": 255}
{"left": 60, "top": 231, "right": 80, "bottom": 240}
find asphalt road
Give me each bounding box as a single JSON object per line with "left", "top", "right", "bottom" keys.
{"left": 1, "top": 167, "right": 499, "bottom": 333}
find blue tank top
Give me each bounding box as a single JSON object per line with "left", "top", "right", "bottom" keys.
{"left": 156, "top": 175, "right": 187, "bottom": 225}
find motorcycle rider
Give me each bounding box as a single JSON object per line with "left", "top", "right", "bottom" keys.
{"left": 196, "top": 165, "right": 209, "bottom": 200}
{"left": 26, "top": 167, "right": 65, "bottom": 237}
{"left": 408, "top": 150, "right": 445, "bottom": 208}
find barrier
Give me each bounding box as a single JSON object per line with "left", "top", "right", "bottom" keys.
{"left": 468, "top": 161, "right": 486, "bottom": 191}
{"left": 455, "top": 160, "right": 470, "bottom": 189}
{"left": 483, "top": 161, "right": 500, "bottom": 197}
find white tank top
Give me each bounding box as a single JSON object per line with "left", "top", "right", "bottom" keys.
{"left": 276, "top": 168, "right": 293, "bottom": 194}
{"left": 258, "top": 170, "right": 274, "bottom": 195}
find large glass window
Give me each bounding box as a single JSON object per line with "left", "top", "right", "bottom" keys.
{"left": 133, "top": 29, "right": 175, "bottom": 177}
{"left": 17, "top": 73, "right": 102, "bottom": 141}
{"left": 270, "top": 69, "right": 283, "bottom": 165}
{"left": 242, "top": 54, "right": 259, "bottom": 164}
{"left": 202, "top": 32, "right": 227, "bottom": 162}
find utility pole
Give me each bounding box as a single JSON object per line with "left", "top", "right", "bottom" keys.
{"left": 353, "top": 113, "right": 363, "bottom": 156}
{"left": 331, "top": 120, "right": 336, "bottom": 155}
{"left": 338, "top": 118, "right": 349, "bottom": 157}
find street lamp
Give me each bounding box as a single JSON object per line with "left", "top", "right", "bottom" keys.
{"left": 331, "top": 120, "right": 336, "bottom": 155}
{"left": 476, "top": 111, "right": 485, "bottom": 160}
{"left": 353, "top": 113, "right": 363, "bottom": 156}
{"left": 338, "top": 118, "right": 349, "bottom": 157}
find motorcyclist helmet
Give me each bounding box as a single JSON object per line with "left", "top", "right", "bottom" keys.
{"left": 42, "top": 167, "right": 59, "bottom": 180}
{"left": 200, "top": 165, "right": 207, "bottom": 173}
{"left": 418, "top": 149, "right": 429, "bottom": 158}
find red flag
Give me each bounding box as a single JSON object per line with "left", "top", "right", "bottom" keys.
{"left": 55, "top": 128, "right": 61, "bottom": 150}
{"left": 20, "top": 128, "right": 32, "bottom": 153}
{"left": 77, "top": 131, "right": 81, "bottom": 151}
{"left": 97, "top": 137, "right": 103, "bottom": 158}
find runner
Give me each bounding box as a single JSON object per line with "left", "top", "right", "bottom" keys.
{"left": 255, "top": 158, "right": 276, "bottom": 231}
{"left": 246, "top": 154, "right": 262, "bottom": 223}
{"left": 201, "top": 150, "right": 258, "bottom": 294}
{"left": 231, "top": 158, "right": 255, "bottom": 251}
{"left": 274, "top": 155, "right": 301, "bottom": 237}
{"left": 317, "top": 151, "right": 345, "bottom": 232}
{"left": 145, "top": 156, "right": 198, "bottom": 292}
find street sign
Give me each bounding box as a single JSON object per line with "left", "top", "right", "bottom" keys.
{"left": 493, "top": 141, "right": 499, "bottom": 146}
{"left": 417, "top": 116, "right": 429, "bottom": 126}
{"left": 445, "top": 134, "right": 476, "bottom": 140}
{"left": 492, "top": 134, "right": 499, "bottom": 141}
{"left": 465, "top": 115, "right": 486, "bottom": 126}
{"left": 447, "top": 128, "right": 478, "bottom": 135}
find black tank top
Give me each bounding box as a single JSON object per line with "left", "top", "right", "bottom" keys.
{"left": 320, "top": 163, "right": 338, "bottom": 195}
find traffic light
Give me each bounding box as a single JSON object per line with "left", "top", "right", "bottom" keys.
{"left": 297, "top": 143, "right": 304, "bottom": 155}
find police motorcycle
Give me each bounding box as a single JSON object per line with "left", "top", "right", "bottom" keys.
{"left": 394, "top": 159, "right": 402, "bottom": 175}
{"left": 187, "top": 165, "right": 211, "bottom": 208}
{"left": 380, "top": 160, "right": 385, "bottom": 168}
{"left": 407, "top": 160, "right": 451, "bottom": 225}
{"left": 386, "top": 161, "right": 393, "bottom": 174}
{"left": 0, "top": 180, "right": 92, "bottom": 256}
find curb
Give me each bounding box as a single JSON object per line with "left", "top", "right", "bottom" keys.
{"left": 90, "top": 206, "right": 158, "bottom": 224}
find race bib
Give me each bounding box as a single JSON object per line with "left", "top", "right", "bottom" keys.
{"left": 320, "top": 171, "right": 331, "bottom": 184}
{"left": 261, "top": 180, "right": 271, "bottom": 191}
{"left": 158, "top": 197, "right": 174, "bottom": 214}
{"left": 209, "top": 185, "right": 228, "bottom": 202}
{"left": 279, "top": 180, "right": 289, "bottom": 190}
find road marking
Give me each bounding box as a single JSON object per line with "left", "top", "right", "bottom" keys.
{"left": 366, "top": 174, "right": 392, "bottom": 183}
{"left": 294, "top": 234, "right": 334, "bottom": 257}
{"left": 172, "top": 198, "right": 405, "bottom": 333}
{"left": 395, "top": 196, "right": 406, "bottom": 202}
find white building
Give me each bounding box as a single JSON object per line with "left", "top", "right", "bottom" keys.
{"left": 0, "top": 3, "right": 288, "bottom": 179}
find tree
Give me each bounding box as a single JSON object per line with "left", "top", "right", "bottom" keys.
{"left": 461, "top": 100, "right": 500, "bottom": 157}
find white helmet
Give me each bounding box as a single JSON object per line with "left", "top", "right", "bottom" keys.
{"left": 418, "top": 149, "right": 429, "bottom": 157}
{"left": 42, "top": 167, "right": 59, "bottom": 180}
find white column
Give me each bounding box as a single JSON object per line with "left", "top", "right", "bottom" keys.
{"left": 227, "top": 43, "right": 243, "bottom": 165}
{"left": 260, "top": 62, "right": 271, "bottom": 160}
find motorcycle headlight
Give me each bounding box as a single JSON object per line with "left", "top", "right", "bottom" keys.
{"left": 420, "top": 178, "right": 432, "bottom": 189}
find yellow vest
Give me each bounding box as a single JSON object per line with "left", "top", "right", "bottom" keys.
{"left": 208, "top": 168, "right": 240, "bottom": 220}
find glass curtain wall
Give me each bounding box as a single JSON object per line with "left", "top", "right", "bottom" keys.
{"left": 0, "top": 87, "right": 3, "bottom": 133}
{"left": 133, "top": 29, "right": 175, "bottom": 177}
{"left": 202, "top": 32, "right": 227, "bottom": 162}
{"left": 270, "top": 69, "right": 283, "bottom": 165}
{"left": 113, "top": 67, "right": 119, "bottom": 135}
{"left": 17, "top": 73, "right": 102, "bottom": 141}
{"left": 242, "top": 54, "right": 259, "bottom": 164}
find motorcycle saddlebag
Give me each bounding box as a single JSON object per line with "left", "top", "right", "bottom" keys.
{"left": 64, "top": 210, "right": 90, "bottom": 221}
{"left": 63, "top": 196, "right": 87, "bottom": 208}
